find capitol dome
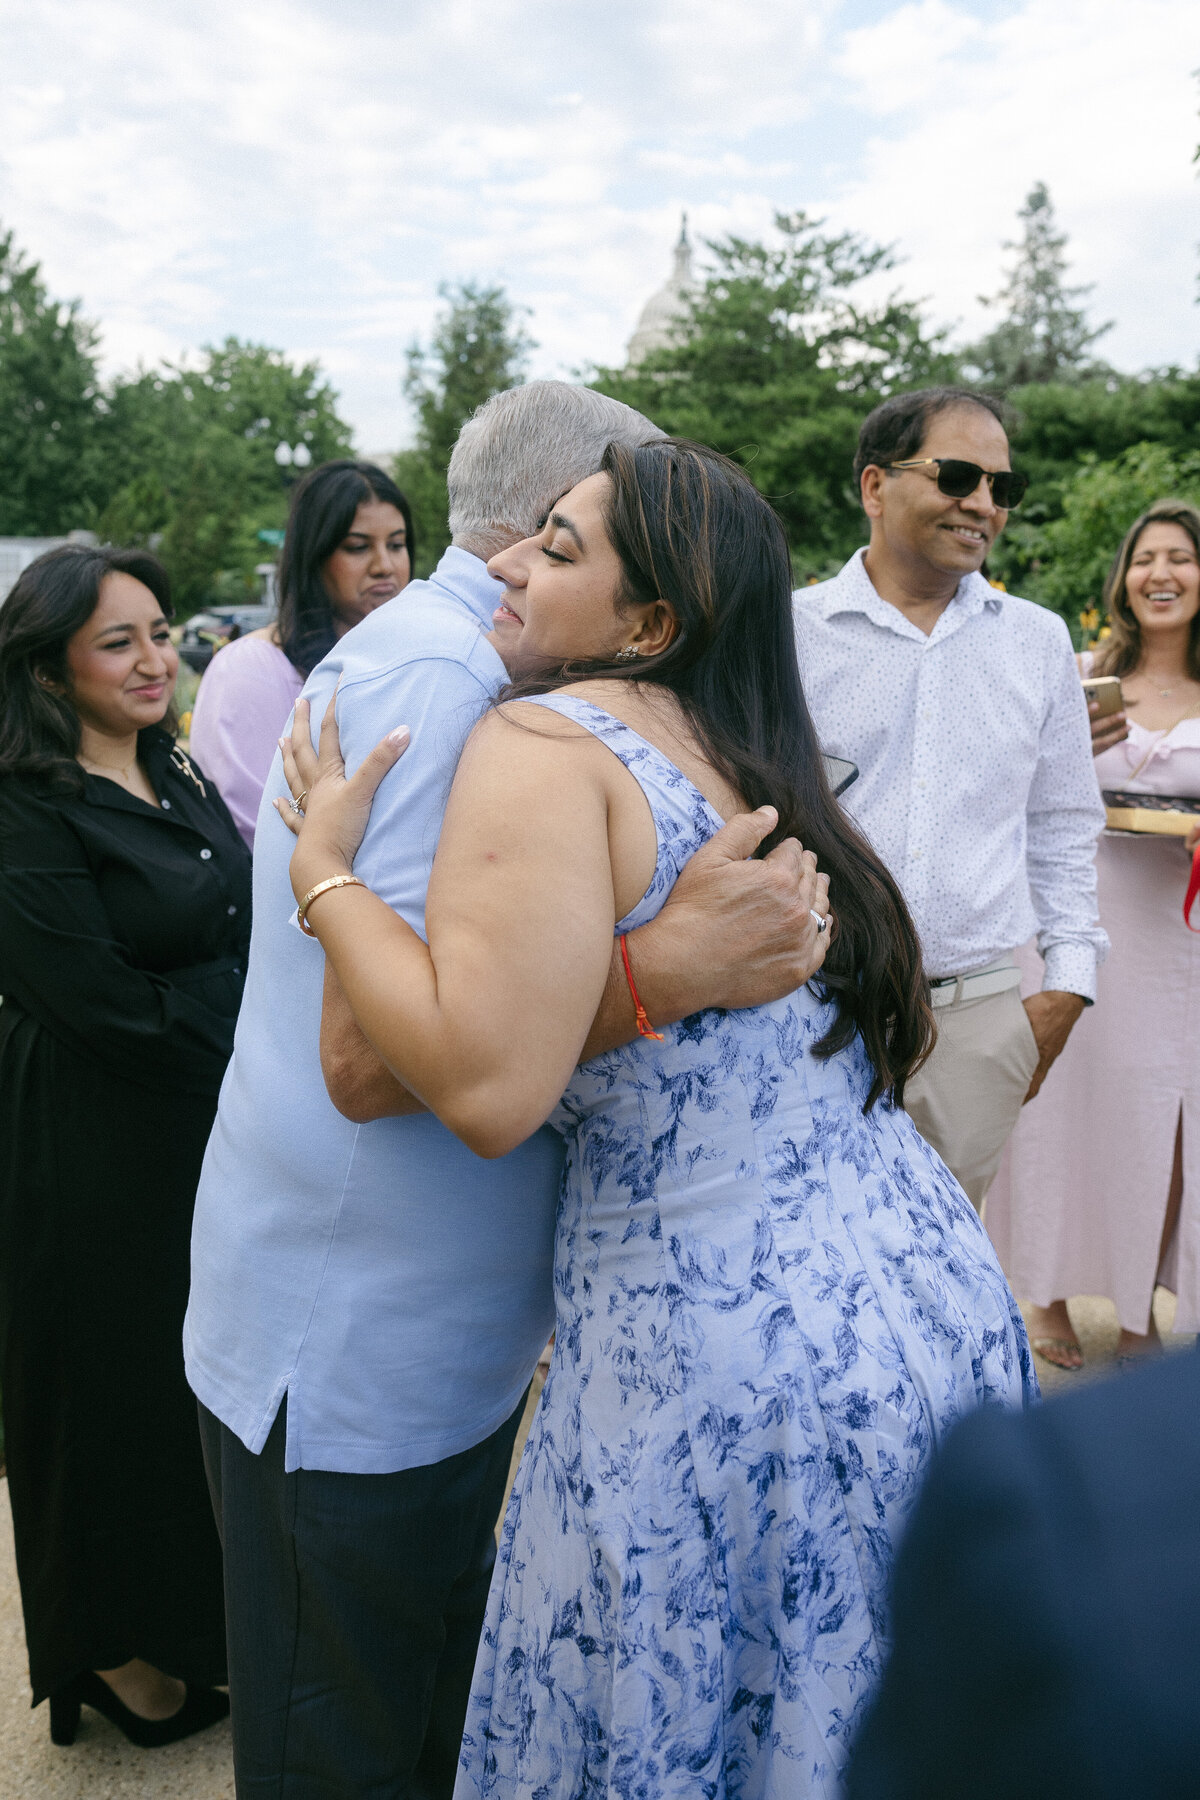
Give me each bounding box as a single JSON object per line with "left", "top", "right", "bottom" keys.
{"left": 625, "top": 215, "right": 698, "bottom": 368}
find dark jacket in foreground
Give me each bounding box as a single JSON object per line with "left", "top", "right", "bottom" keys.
{"left": 846, "top": 1348, "right": 1200, "bottom": 1800}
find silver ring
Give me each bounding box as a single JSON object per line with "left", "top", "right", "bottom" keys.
{"left": 810, "top": 909, "right": 829, "bottom": 936}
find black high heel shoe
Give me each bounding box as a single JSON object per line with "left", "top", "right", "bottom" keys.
{"left": 48, "top": 1670, "right": 229, "bottom": 1748}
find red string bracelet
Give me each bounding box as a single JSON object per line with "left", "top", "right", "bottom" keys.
{"left": 619, "top": 934, "right": 664, "bottom": 1040}
{"left": 1186, "top": 841, "right": 1200, "bottom": 933}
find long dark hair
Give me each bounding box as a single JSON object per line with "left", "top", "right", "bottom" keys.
{"left": 1093, "top": 498, "right": 1200, "bottom": 681}
{"left": 277, "top": 459, "right": 416, "bottom": 677}
{"left": 0, "top": 544, "right": 175, "bottom": 796}
{"left": 505, "top": 438, "right": 934, "bottom": 1110}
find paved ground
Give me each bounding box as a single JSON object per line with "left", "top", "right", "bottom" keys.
{"left": 1, "top": 1295, "right": 1190, "bottom": 1795}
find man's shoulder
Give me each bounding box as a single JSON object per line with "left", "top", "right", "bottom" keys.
{"left": 987, "top": 587, "right": 1064, "bottom": 625}
{"left": 983, "top": 588, "right": 1073, "bottom": 652}
{"left": 308, "top": 584, "right": 501, "bottom": 703}
{"left": 792, "top": 555, "right": 862, "bottom": 615}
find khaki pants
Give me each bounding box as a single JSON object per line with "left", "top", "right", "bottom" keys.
{"left": 905, "top": 979, "right": 1040, "bottom": 1212}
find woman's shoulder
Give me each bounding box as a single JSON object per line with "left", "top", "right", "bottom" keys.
{"left": 500, "top": 682, "right": 622, "bottom": 724}
{"left": 191, "top": 632, "right": 302, "bottom": 733}
{"left": 0, "top": 767, "right": 77, "bottom": 815}
{"left": 475, "top": 693, "right": 602, "bottom": 748}
{"left": 486, "top": 683, "right": 681, "bottom": 751}
{"left": 0, "top": 770, "right": 87, "bottom": 863}
{"left": 531, "top": 678, "right": 686, "bottom": 733}
{"left": 203, "top": 631, "right": 297, "bottom": 681}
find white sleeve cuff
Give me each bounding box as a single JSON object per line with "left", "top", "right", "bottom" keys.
{"left": 1040, "top": 941, "right": 1098, "bottom": 1004}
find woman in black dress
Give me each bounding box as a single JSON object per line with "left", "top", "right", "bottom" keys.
{"left": 0, "top": 545, "right": 251, "bottom": 1748}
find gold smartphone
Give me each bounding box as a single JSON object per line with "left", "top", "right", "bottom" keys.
{"left": 1081, "top": 675, "right": 1124, "bottom": 717}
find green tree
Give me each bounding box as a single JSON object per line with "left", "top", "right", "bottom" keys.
{"left": 0, "top": 227, "right": 103, "bottom": 534}
{"left": 984, "top": 368, "right": 1200, "bottom": 594}
{"left": 966, "top": 183, "right": 1111, "bottom": 390}
{"left": 394, "top": 282, "right": 534, "bottom": 575}
{"left": 96, "top": 339, "right": 353, "bottom": 610}
{"left": 592, "top": 211, "right": 958, "bottom": 570}
{"left": 1016, "top": 440, "right": 1200, "bottom": 633}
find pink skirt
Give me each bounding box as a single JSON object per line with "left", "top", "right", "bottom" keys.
{"left": 986, "top": 831, "right": 1200, "bottom": 1334}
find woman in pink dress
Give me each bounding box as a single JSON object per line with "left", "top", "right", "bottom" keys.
{"left": 987, "top": 499, "right": 1200, "bottom": 1368}
{"left": 189, "top": 460, "right": 414, "bottom": 846}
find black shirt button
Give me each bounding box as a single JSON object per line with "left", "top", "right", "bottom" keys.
{"left": 199, "top": 848, "right": 213, "bottom": 860}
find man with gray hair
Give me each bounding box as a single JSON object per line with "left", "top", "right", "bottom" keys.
{"left": 185, "top": 381, "right": 829, "bottom": 1798}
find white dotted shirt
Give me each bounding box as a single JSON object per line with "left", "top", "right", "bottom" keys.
{"left": 794, "top": 549, "right": 1107, "bottom": 996}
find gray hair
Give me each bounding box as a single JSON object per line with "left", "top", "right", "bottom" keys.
{"left": 447, "top": 380, "right": 664, "bottom": 555}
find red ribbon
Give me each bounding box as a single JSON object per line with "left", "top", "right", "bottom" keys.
{"left": 1186, "top": 843, "right": 1200, "bottom": 933}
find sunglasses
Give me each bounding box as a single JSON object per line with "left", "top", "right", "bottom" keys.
{"left": 887, "top": 458, "right": 1029, "bottom": 511}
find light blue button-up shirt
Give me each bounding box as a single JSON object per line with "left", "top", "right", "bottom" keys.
{"left": 184, "top": 548, "right": 563, "bottom": 1474}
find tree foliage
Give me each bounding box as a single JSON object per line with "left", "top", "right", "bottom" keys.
{"left": 965, "top": 183, "right": 1111, "bottom": 390}
{"left": 404, "top": 281, "right": 533, "bottom": 469}
{"left": 0, "top": 230, "right": 104, "bottom": 534}
{"left": 5, "top": 203, "right": 1200, "bottom": 629}
{"left": 1007, "top": 441, "right": 1200, "bottom": 629}
{"left": 95, "top": 340, "right": 353, "bottom": 609}
{"left": 592, "top": 211, "right": 958, "bottom": 571}
{"left": 986, "top": 370, "right": 1200, "bottom": 600}
{"left": 0, "top": 221, "right": 354, "bottom": 609}
{"left": 394, "top": 281, "right": 534, "bottom": 576}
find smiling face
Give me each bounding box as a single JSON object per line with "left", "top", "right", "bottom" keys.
{"left": 866, "top": 404, "right": 1012, "bottom": 582}
{"left": 321, "top": 498, "right": 411, "bottom": 635}
{"left": 486, "top": 471, "right": 675, "bottom": 676}
{"left": 1123, "top": 520, "right": 1200, "bottom": 638}
{"left": 62, "top": 571, "right": 178, "bottom": 742}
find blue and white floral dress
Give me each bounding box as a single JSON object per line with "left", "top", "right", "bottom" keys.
{"left": 456, "top": 697, "right": 1036, "bottom": 1800}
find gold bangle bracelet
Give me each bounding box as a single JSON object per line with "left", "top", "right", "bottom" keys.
{"left": 297, "top": 874, "right": 367, "bottom": 937}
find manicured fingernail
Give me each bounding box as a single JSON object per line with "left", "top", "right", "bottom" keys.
{"left": 388, "top": 727, "right": 410, "bottom": 746}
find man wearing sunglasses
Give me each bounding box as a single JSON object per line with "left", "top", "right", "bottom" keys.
{"left": 794, "top": 387, "right": 1106, "bottom": 1211}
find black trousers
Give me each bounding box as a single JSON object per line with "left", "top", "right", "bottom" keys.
{"left": 198, "top": 1393, "right": 526, "bottom": 1800}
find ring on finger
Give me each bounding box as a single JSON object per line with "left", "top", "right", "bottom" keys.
{"left": 810, "top": 908, "right": 829, "bottom": 936}
{"left": 289, "top": 795, "right": 306, "bottom": 817}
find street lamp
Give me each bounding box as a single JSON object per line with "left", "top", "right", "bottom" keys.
{"left": 274, "top": 441, "right": 313, "bottom": 472}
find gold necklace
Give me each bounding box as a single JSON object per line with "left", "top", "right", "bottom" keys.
{"left": 79, "top": 752, "right": 141, "bottom": 786}
{"left": 1132, "top": 672, "right": 1196, "bottom": 700}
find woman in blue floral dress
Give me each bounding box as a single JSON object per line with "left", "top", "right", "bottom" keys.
{"left": 279, "top": 439, "right": 1037, "bottom": 1798}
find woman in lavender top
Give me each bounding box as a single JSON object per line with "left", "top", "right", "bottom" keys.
{"left": 189, "top": 459, "right": 414, "bottom": 846}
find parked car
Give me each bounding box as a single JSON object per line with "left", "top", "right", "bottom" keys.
{"left": 178, "top": 605, "right": 275, "bottom": 671}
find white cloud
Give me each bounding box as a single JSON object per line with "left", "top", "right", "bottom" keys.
{"left": 833, "top": 0, "right": 985, "bottom": 114}
{"left": 0, "top": 0, "right": 1196, "bottom": 450}
{"left": 831, "top": 0, "right": 1200, "bottom": 368}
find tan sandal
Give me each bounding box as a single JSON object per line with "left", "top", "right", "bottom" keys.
{"left": 1031, "top": 1336, "right": 1084, "bottom": 1371}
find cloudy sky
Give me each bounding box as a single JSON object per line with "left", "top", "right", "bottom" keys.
{"left": 2, "top": 0, "right": 1197, "bottom": 449}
